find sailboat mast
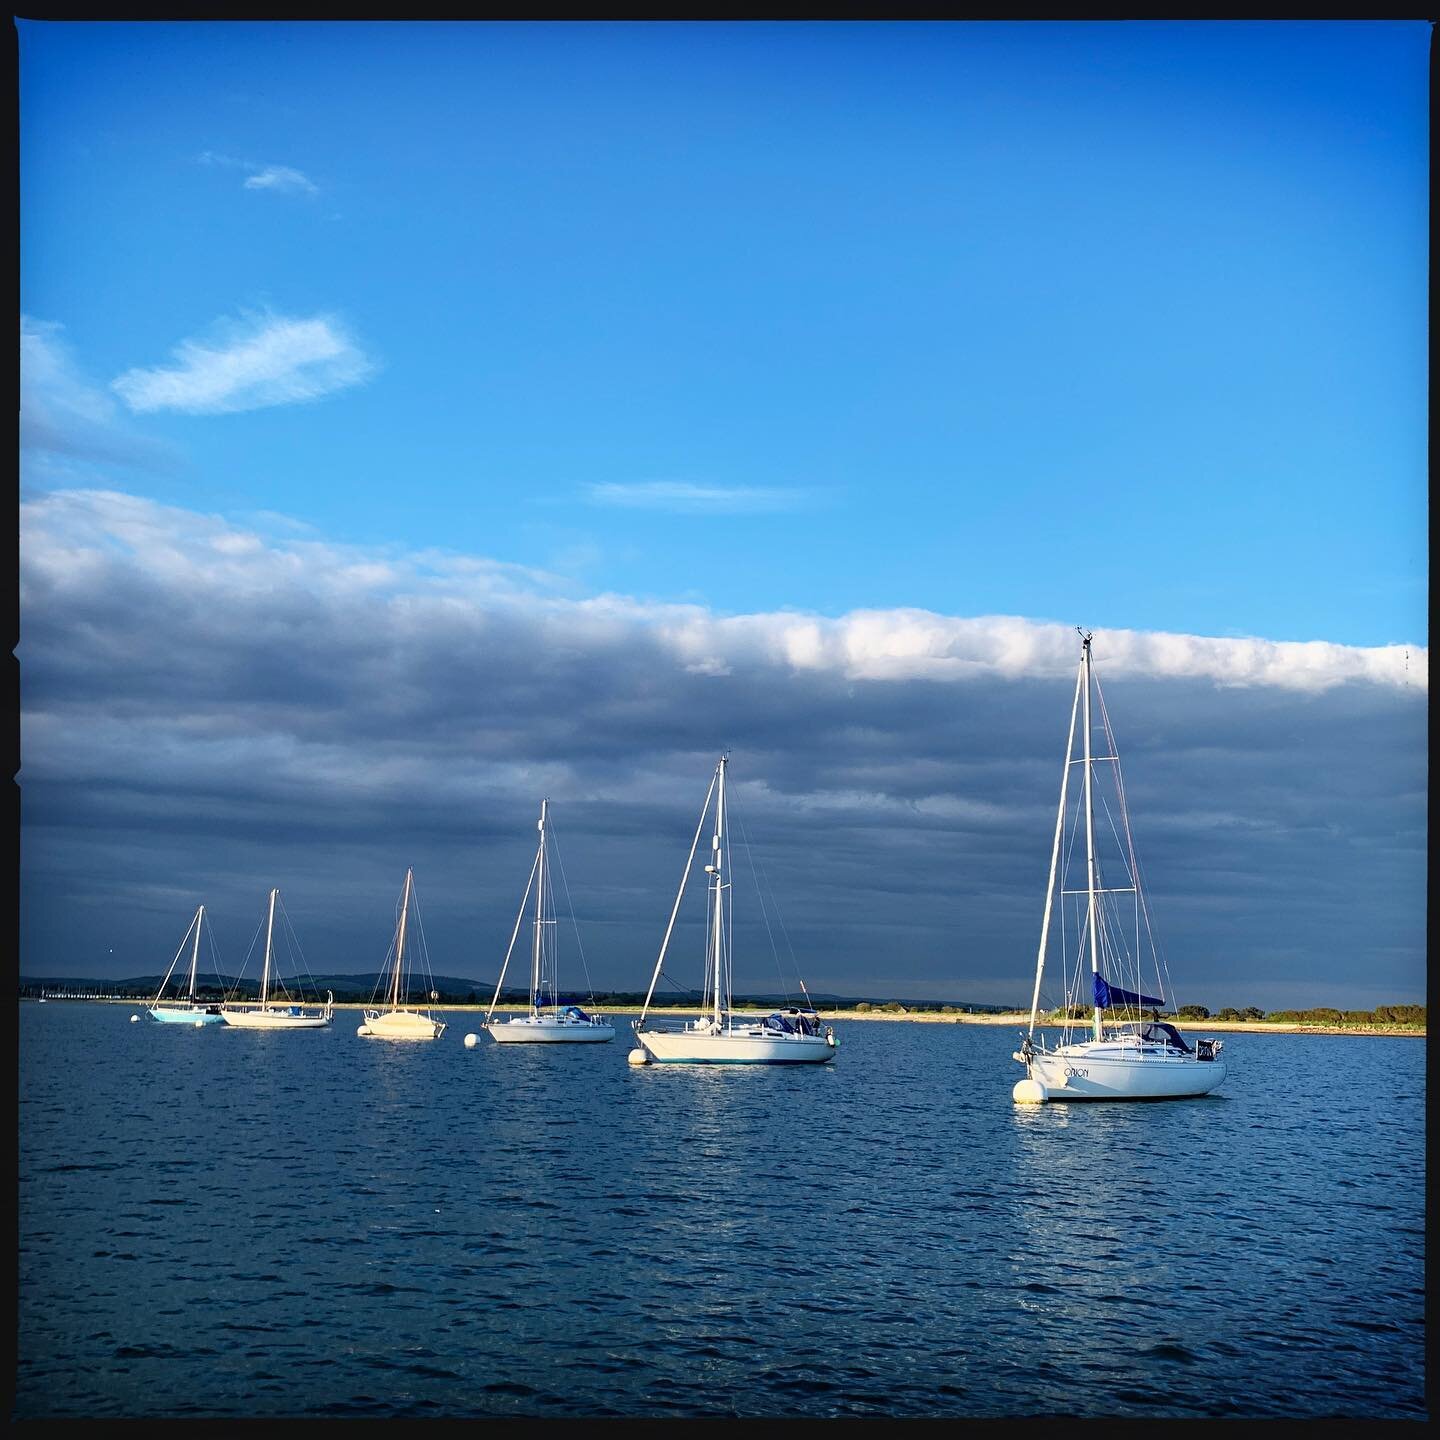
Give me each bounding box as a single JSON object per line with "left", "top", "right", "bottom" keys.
{"left": 187, "top": 905, "right": 204, "bottom": 1001}
{"left": 711, "top": 756, "right": 727, "bottom": 1030}
{"left": 261, "top": 888, "right": 277, "bottom": 1009}
{"left": 1081, "top": 635, "right": 1102, "bottom": 1041}
{"left": 1028, "top": 661, "right": 1084, "bottom": 1038}
{"left": 636, "top": 768, "right": 718, "bottom": 1030}
{"left": 532, "top": 800, "right": 547, "bottom": 1013}
{"left": 393, "top": 868, "right": 412, "bottom": 1010}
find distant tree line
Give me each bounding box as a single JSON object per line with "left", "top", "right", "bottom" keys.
{"left": 1037, "top": 1002, "right": 1425, "bottom": 1028}
{"left": 17, "top": 981, "right": 1425, "bottom": 1029}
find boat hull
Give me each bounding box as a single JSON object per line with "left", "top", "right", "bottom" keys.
{"left": 1024, "top": 1046, "right": 1226, "bottom": 1100}
{"left": 220, "top": 1006, "right": 332, "bottom": 1030}
{"left": 489, "top": 1016, "right": 614, "bottom": 1043}
{"left": 358, "top": 1008, "right": 446, "bottom": 1039}
{"left": 636, "top": 1026, "right": 836, "bottom": 1065}
{"left": 148, "top": 1006, "right": 223, "bottom": 1025}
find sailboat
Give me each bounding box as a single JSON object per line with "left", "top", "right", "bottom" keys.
{"left": 485, "top": 800, "right": 614, "bottom": 1043}
{"left": 357, "top": 867, "right": 446, "bottom": 1039}
{"left": 220, "top": 889, "right": 334, "bottom": 1030}
{"left": 146, "top": 905, "right": 223, "bottom": 1024}
{"left": 632, "top": 753, "right": 837, "bottom": 1064}
{"left": 1012, "top": 631, "right": 1227, "bottom": 1102}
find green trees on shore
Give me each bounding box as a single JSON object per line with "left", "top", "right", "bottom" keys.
{"left": 1026, "top": 1002, "right": 1426, "bottom": 1029}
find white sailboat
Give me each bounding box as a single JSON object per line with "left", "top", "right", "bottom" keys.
{"left": 357, "top": 867, "right": 446, "bottom": 1039}
{"left": 486, "top": 800, "right": 614, "bottom": 1044}
{"left": 632, "top": 753, "right": 837, "bottom": 1065}
{"left": 146, "top": 904, "right": 223, "bottom": 1025}
{"left": 220, "top": 889, "right": 334, "bottom": 1030}
{"left": 1012, "top": 631, "right": 1227, "bottom": 1102}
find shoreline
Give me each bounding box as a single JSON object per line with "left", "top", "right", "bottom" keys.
{"left": 825, "top": 1009, "right": 1426, "bottom": 1037}
{"left": 29, "top": 997, "right": 1424, "bottom": 1037}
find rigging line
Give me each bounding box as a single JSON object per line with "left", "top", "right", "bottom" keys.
{"left": 546, "top": 818, "right": 599, "bottom": 1009}
{"left": 274, "top": 894, "right": 322, "bottom": 1003}
{"left": 731, "top": 805, "right": 792, "bottom": 1008}
{"left": 756, "top": 832, "right": 806, "bottom": 992}
{"left": 369, "top": 946, "right": 393, "bottom": 1009}
{"left": 227, "top": 913, "right": 266, "bottom": 1003}
{"left": 370, "top": 885, "right": 403, "bottom": 1010}
{"left": 639, "top": 766, "right": 719, "bottom": 1029}
{"left": 487, "top": 848, "right": 540, "bottom": 1024}
{"left": 409, "top": 886, "right": 438, "bottom": 1003}
{"left": 151, "top": 915, "right": 194, "bottom": 1006}
{"left": 203, "top": 915, "right": 223, "bottom": 994}
{"left": 1094, "top": 676, "right": 1173, "bottom": 1003}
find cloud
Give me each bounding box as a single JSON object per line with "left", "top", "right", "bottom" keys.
{"left": 110, "top": 311, "right": 376, "bottom": 415}
{"left": 17, "top": 491, "right": 1427, "bottom": 1010}
{"left": 584, "top": 481, "right": 816, "bottom": 514}
{"left": 242, "top": 165, "right": 319, "bottom": 196}
{"left": 20, "top": 316, "right": 176, "bottom": 471}
{"left": 199, "top": 150, "right": 318, "bottom": 196}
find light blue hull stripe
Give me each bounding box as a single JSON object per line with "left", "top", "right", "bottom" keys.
{"left": 647, "top": 1056, "right": 835, "bottom": 1065}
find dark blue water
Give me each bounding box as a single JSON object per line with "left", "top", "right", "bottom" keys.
{"left": 17, "top": 1004, "right": 1426, "bottom": 1419}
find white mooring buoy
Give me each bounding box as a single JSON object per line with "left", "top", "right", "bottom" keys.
{"left": 627, "top": 1047, "right": 650, "bottom": 1066}
{"left": 1012, "top": 1077, "right": 1048, "bottom": 1104}
{"left": 463, "top": 1033, "right": 479, "bottom": 1048}
{"left": 130, "top": 1014, "right": 140, "bottom": 1023}
{"left": 356, "top": 1024, "right": 368, "bottom": 1036}
{"left": 194, "top": 1019, "right": 205, "bottom": 1028}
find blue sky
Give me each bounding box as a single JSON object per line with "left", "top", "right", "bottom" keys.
{"left": 21, "top": 20, "right": 1427, "bottom": 644}
{"left": 17, "top": 21, "right": 1428, "bottom": 1005}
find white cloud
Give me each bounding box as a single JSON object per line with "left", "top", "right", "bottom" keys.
{"left": 200, "top": 150, "right": 318, "bottom": 196}
{"left": 22, "top": 489, "right": 1425, "bottom": 695}
{"left": 584, "top": 481, "right": 816, "bottom": 514}
{"left": 17, "top": 489, "right": 1427, "bottom": 1008}
{"left": 243, "top": 165, "right": 318, "bottom": 196}
{"left": 20, "top": 316, "right": 174, "bottom": 470}
{"left": 110, "top": 311, "right": 376, "bottom": 415}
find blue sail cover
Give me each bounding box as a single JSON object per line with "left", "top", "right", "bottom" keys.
{"left": 1093, "top": 974, "right": 1164, "bottom": 1010}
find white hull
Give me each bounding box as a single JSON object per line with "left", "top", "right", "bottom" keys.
{"left": 1023, "top": 1041, "right": 1226, "bottom": 1100}
{"left": 636, "top": 1025, "right": 836, "bottom": 1065}
{"left": 220, "top": 1006, "right": 332, "bottom": 1030}
{"left": 357, "top": 1008, "right": 445, "bottom": 1039}
{"left": 489, "top": 1015, "right": 614, "bottom": 1043}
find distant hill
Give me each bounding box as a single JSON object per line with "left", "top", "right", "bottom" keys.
{"left": 19, "top": 971, "right": 493, "bottom": 1002}
{"left": 18, "top": 973, "right": 1013, "bottom": 1011}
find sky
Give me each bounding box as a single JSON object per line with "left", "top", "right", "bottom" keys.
{"left": 16, "top": 20, "right": 1429, "bottom": 1010}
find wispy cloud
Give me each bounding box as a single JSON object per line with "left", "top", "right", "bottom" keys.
{"left": 584, "top": 481, "right": 816, "bottom": 514}
{"left": 243, "top": 165, "right": 318, "bottom": 196}
{"left": 200, "top": 150, "right": 318, "bottom": 196}
{"left": 110, "top": 311, "right": 376, "bottom": 415}
{"left": 21, "top": 316, "right": 175, "bottom": 471}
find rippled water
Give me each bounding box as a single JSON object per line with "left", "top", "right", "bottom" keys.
{"left": 17, "top": 1004, "right": 1426, "bottom": 1419}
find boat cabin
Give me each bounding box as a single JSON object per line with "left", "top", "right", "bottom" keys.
{"left": 1107, "top": 1021, "right": 1193, "bottom": 1053}
{"left": 762, "top": 1008, "right": 823, "bottom": 1037}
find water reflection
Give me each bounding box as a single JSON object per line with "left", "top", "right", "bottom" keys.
{"left": 18, "top": 1009, "right": 1426, "bottom": 1420}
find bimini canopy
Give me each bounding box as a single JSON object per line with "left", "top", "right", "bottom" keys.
{"left": 1093, "top": 974, "right": 1164, "bottom": 1011}
{"left": 563, "top": 1005, "right": 590, "bottom": 1022}
{"left": 1140, "top": 1022, "right": 1192, "bottom": 1053}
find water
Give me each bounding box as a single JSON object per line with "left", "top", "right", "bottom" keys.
{"left": 17, "top": 1004, "right": 1426, "bottom": 1419}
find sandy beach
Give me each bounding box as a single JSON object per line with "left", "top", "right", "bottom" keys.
{"left": 62, "top": 998, "right": 1424, "bottom": 1037}
{"left": 826, "top": 1008, "right": 1425, "bottom": 1037}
